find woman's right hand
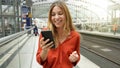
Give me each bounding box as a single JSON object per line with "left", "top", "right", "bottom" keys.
{"left": 40, "top": 37, "right": 53, "bottom": 61}
{"left": 40, "top": 37, "right": 54, "bottom": 51}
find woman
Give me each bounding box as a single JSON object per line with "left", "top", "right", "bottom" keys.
{"left": 36, "top": 1, "right": 80, "bottom": 68}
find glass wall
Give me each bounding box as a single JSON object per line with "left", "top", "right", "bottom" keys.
{"left": 67, "top": 0, "right": 120, "bottom": 35}
{"left": 0, "top": 0, "right": 21, "bottom": 38}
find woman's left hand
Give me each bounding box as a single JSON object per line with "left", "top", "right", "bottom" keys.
{"left": 69, "top": 51, "right": 79, "bottom": 63}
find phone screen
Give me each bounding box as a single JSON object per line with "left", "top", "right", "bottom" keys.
{"left": 41, "top": 30, "right": 55, "bottom": 48}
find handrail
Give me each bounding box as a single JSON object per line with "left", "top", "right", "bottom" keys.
{"left": 0, "top": 27, "right": 34, "bottom": 47}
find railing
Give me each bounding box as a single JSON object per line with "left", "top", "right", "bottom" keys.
{"left": 0, "top": 27, "right": 34, "bottom": 68}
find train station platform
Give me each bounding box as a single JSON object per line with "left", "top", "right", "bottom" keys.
{"left": 25, "top": 29, "right": 120, "bottom": 68}
{"left": 0, "top": 29, "right": 101, "bottom": 68}
{"left": 1, "top": 29, "right": 120, "bottom": 68}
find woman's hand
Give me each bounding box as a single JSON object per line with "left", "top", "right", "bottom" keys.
{"left": 40, "top": 37, "right": 54, "bottom": 51}
{"left": 40, "top": 37, "right": 54, "bottom": 61}
{"left": 69, "top": 51, "right": 79, "bottom": 63}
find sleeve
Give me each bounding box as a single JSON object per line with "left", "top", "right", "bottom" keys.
{"left": 36, "top": 34, "right": 46, "bottom": 65}
{"left": 73, "top": 33, "right": 80, "bottom": 66}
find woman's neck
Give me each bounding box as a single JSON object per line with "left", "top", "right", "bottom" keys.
{"left": 57, "top": 28, "right": 64, "bottom": 35}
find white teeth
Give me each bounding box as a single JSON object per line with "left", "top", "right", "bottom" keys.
{"left": 55, "top": 21, "right": 60, "bottom": 23}
{"left": 55, "top": 20, "right": 61, "bottom": 23}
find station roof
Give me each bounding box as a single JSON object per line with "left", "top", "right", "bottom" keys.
{"left": 32, "top": 0, "right": 120, "bottom": 21}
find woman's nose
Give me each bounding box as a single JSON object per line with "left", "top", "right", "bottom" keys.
{"left": 55, "top": 14, "right": 59, "bottom": 19}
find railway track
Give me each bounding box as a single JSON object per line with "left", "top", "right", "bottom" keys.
{"left": 80, "top": 33, "right": 120, "bottom": 67}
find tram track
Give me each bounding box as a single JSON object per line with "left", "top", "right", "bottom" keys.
{"left": 80, "top": 34, "right": 120, "bottom": 66}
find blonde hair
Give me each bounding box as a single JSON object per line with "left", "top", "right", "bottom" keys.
{"left": 47, "top": 1, "right": 75, "bottom": 45}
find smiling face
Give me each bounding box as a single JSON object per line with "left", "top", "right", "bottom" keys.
{"left": 51, "top": 6, "right": 66, "bottom": 29}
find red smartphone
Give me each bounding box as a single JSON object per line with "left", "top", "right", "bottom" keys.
{"left": 41, "top": 30, "right": 55, "bottom": 48}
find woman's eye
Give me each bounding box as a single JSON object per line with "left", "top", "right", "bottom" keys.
{"left": 51, "top": 12, "right": 63, "bottom": 16}
{"left": 59, "top": 12, "right": 63, "bottom": 15}
{"left": 51, "top": 13, "right": 55, "bottom": 16}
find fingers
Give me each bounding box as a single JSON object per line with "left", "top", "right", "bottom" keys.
{"left": 40, "top": 37, "right": 49, "bottom": 47}
{"left": 69, "top": 51, "right": 79, "bottom": 63}
{"left": 40, "top": 37, "right": 54, "bottom": 50}
{"left": 41, "top": 38, "right": 50, "bottom": 47}
{"left": 42, "top": 41, "right": 53, "bottom": 50}
{"left": 72, "top": 51, "right": 79, "bottom": 57}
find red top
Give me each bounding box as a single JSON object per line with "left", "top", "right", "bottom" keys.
{"left": 36, "top": 31, "right": 80, "bottom": 68}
